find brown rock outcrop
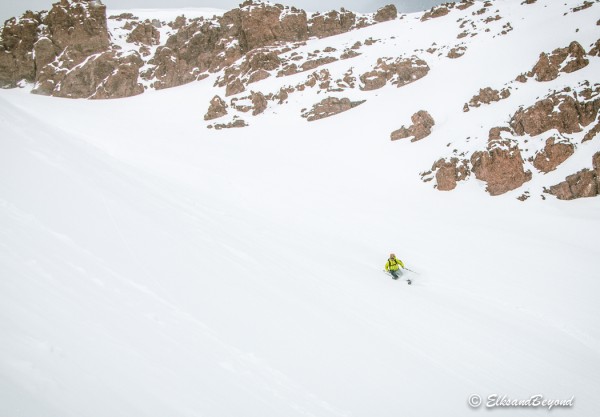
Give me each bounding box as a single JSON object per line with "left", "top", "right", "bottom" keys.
{"left": 301, "top": 56, "right": 338, "bottom": 72}
{"left": 532, "top": 137, "right": 574, "bottom": 173}
{"left": 466, "top": 87, "right": 510, "bottom": 109}
{"left": 217, "top": 49, "right": 281, "bottom": 93}
{"left": 0, "top": 11, "right": 43, "bottom": 87}
{"left": 421, "top": 6, "right": 451, "bottom": 21}
{"left": 447, "top": 46, "right": 466, "bottom": 59}
{"left": 471, "top": 131, "right": 532, "bottom": 195}
{"left": 301, "top": 97, "right": 366, "bottom": 121}
{"left": 390, "top": 111, "right": 435, "bottom": 142}
{"left": 204, "top": 95, "right": 228, "bottom": 120}
{"left": 46, "top": 0, "right": 110, "bottom": 54}
{"left": 456, "top": 1, "right": 475, "bottom": 10}
{"left": 549, "top": 152, "right": 600, "bottom": 200}
{"left": 374, "top": 5, "right": 398, "bottom": 22}
{"left": 510, "top": 89, "right": 600, "bottom": 136}
{"left": 127, "top": 20, "right": 161, "bottom": 45}
{"left": 360, "top": 56, "right": 429, "bottom": 91}
{"left": 146, "top": 2, "right": 308, "bottom": 90}
{"left": 33, "top": 50, "right": 144, "bottom": 99}
{"left": 225, "top": 78, "right": 246, "bottom": 96}
{"left": 589, "top": 39, "right": 600, "bottom": 56}
{"left": 210, "top": 117, "right": 248, "bottom": 130}
{"left": 234, "top": 2, "right": 308, "bottom": 52}
{"left": 250, "top": 91, "right": 267, "bottom": 115}
{"left": 528, "top": 41, "right": 589, "bottom": 81}
{"left": 308, "top": 10, "right": 357, "bottom": 38}
{"left": 431, "top": 158, "right": 470, "bottom": 191}
{"left": 1, "top": 0, "right": 399, "bottom": 97}
{"left": 583, "top": 120, "right": 600, "bottom": 142}
{"left": 1, "top": 0, "right": 149, "bottom": 100}
{"left": 571, "top": 1, "right": 593, "bottom": 13}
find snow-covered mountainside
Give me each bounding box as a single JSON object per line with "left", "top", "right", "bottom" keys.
{"left": 1, "top": 0, "right": 599, "bottom": 416}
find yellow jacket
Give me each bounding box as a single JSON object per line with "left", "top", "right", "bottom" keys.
{"left": 385, "top": 257, "right": 404, "bottom": 271}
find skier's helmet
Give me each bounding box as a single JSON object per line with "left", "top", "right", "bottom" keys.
{"left": 390, "top": 253, "right": 396, "bottom": 258}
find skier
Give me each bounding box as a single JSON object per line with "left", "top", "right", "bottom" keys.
{"left": 385, "top": 253, "right": 405, "bottom": 280}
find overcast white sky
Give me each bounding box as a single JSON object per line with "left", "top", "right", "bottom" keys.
{"left": 1, "top": 0, "right": 448, "bottom": 23}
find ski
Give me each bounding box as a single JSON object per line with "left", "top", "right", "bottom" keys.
{"left": 383, "top": 270, "right": 412, "bottom": 285}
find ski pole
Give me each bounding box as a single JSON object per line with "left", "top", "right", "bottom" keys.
{"left": 404, "top": 267, "right": 419, "bottom": 274}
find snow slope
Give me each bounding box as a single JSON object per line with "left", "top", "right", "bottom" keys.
{"left": 1, "top": 0, "right": 599, "bottom": 416}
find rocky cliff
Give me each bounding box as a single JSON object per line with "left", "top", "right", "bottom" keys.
{"left": 0, "top": 0, "right": 397, "bottom": 99}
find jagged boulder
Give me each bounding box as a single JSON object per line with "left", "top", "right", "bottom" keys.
{"left": 528, "top": 41, "right": 589, "bottom": 81}
{"left": 0, "top": 11, "right": 43, "bottom": 87}
{"left": 465, "top": 87, "right": 510, "bottom": 110}
{"left": 421, "top": 5, "right": 451, "bottom": 21}
{"left": 549, "top": 171, "right": 597, "bottom": 199}
{"left": 146, "top": 18, "right": 240, "bottom": 90}
{"left": 456, "top": 1, "right": 475, "bottom": 10}
{"left": 301, "top": 97, "right": 366, "bottom": 121}
{"left": 308, "top": 10, "right": 357, "bottom": 38}
{"left": 250, "top": 91, "right": 267, "bottom": 115}
{"left": 589, "top": 39, "right": 600, "bottom": 56}
{"left": 374, "top": 5, "right": 398, "bottom": 22}
{"left": 390, "top": 111, "right": 435, "bottom": 142}
{"left": 225, "top": 78, "right": 246, "bottom": 96}
{"left": 204, "top": 95, "right": 229, "bottom": 120}
{"left": 447, "top": 46, "right": 466, "bottom": 59}
{"left": 45, "top": 0, "right": 110, "bottom": 58}
{"left": 431, "top": 158, "right": 470, "bottom": 191}
{"left": 127, "top": 20, "right": 161, "bottom": 45}
{"left": 210, "top": 118, "right": 248, "bottom": 130}
{"left": 583, "top": 120, "right": 600, "bottom": 142}
{"left": 360, "top": 56, "right": 429, "bottom": 91}
{"left": 471, "top": 130, "right": 532, "bottom": 195}
{"left": 232, "top": 2, "right": 308, "bottom": 52}
{"left": 549, "top": 152, "right": 600, "bottom": 200}
{"left": 532, "top": 137, "right": 574, "bottom": 173}
{"left": 1, "top": 0, "right": 148, "bottom": 99}
{"left": 510, "top": 89, "right": 600, "bottom": 136}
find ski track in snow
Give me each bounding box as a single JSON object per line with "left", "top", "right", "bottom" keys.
{"left": 1, "top": 0, "right": 600, "bottom": 416}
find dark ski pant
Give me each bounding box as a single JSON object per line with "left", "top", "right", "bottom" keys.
{"left": 389, "top": 269, "right": 401, "bottom": 279}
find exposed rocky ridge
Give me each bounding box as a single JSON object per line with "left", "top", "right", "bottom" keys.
{"left": 144, "top": 1, "right": 395, "bottom": 91}
{"left": 390, "top": 111, "right": 435, "bottom": 142}
{"left": 0, "top": 0, "right": 397, "bottom": 98}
